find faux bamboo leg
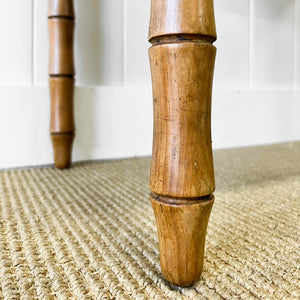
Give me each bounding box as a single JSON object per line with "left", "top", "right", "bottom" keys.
{"left": 48, "top": 0, "right": 75, "bottom": 169}
{"left": 148, "top": 0, "right": 217, "bottom": 286}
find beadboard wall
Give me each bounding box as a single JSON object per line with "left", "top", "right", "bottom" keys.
{"left": 0, "top": 0, "right": 299, "bottom": 169}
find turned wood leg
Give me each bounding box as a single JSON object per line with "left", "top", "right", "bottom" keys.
{"left": 148, "top": 0, "right": 217, "bottom": 286}
{"left": 48, "top": 0, "right": 75, "bottom": 169}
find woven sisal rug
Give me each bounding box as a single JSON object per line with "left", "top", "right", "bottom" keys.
{"left": 0, "top": 142, "right": 299, "bottom": 299}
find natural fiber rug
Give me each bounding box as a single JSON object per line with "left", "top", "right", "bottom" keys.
{"left": 0, "top": 142, "right": 299, "bottom": 299}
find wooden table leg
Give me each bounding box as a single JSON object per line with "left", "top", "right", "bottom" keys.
{"left": 48, "top": 0, "right": 75, "bottom": 169}
{"left": 148, "top": 0, "right": 217, "bottom": 286}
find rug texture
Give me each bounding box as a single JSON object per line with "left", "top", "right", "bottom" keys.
{"left": 0, "top": 142, "right": 299, "bottom": 299}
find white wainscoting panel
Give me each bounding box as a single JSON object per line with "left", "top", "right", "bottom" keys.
{"left": 0, "top": 86, "right": 153, "bottom": 169}
{"left": 125, "top": 0, "right": 152, "bottom": 86}
{"left": 1, "top": 87, "right": 299, "bottom": 169}
{"left": 33, "top": 0, "right": 48, "bottom": 85}
{"left": 0, "top": 0, "right": 299, "bottom": 169}
{"left": 212, "top": 89, "right": 300, "bottom": 148}
{"left": 251, "top": 0, "right": 295, "bottom": 89}
{"left": 295, "top": 0, "right": 300, "bottom": 89}
{"left": 0, "top": 0, "right": 32, "bottom": 86}
{"left": 34, "top": 0, "right": 124, "bottom": 86}
{"left": 73, "top": 86, "right": 153, "bottom": 161}
{"left": 0, "top": 87, "right": 52, "bottom": 168}
{"left": 214, "top": 0, "right": 249, "bottom": 89}
{"left": 75, "top": 0, "right": 124, "bottom": 86}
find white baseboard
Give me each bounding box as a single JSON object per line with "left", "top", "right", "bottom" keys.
{"left": 212, "top": 89, "right": 300, "bottom": 149}
{"left": 0, "top": 86, "right": 299, "bottom": 169}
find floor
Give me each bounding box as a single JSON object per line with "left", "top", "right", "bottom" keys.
{"left": 0, "top": 142, "right": 299, "bottom": 299}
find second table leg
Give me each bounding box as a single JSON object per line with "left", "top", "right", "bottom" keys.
{"left": 48, "top": 0, "right": 75, "bottom": 169}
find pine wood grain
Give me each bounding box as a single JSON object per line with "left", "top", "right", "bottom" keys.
{"left": 149, "top": 42, "right": 216, "bottom": 198}
{"left": 48, "top": 19, "right": 75, "bottom": 76}
{"left": 49, "top": 77, "right": 75, "bottom": 134}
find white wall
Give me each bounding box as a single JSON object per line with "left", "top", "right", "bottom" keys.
{"left": 0, "top": 0, "right": 299, "bottom": 169}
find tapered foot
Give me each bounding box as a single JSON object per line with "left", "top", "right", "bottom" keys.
{"left": 51, "top": 133, "right": 74, "bottom": 169}
{"left": 151, "top": 193, "right": 214, "bottom": 287}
